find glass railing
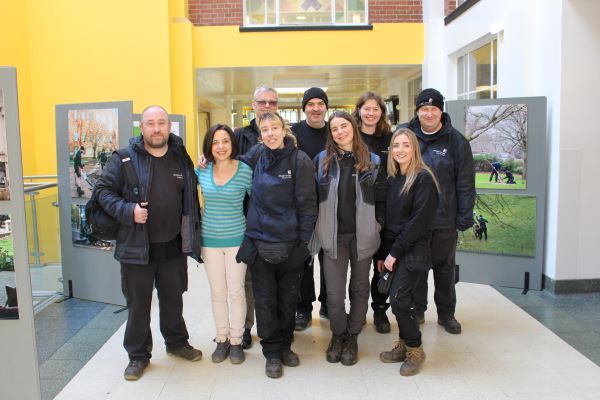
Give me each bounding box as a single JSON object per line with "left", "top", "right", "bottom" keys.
{"left": 23, "top": 176, "right": 63, "bottom": 312}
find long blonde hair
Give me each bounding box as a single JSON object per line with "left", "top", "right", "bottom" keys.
{"left": 387, "top": 128, "right": 440, "bottom": 194}
{"left": 257, "top": 111, "right": 297, "bottom": 147}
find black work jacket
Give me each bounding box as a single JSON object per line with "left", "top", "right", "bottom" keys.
{"left": 95, "top": 134, "right": 202, "bottom": 264}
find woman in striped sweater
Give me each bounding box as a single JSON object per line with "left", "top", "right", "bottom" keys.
{"left": 196, "top": 124, "right": 253, "bottom": 364}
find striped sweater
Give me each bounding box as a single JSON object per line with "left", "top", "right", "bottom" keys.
{"left": 196, "top": 161, "right": 252, "bottom": 248}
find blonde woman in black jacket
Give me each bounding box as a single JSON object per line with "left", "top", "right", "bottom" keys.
{"left": 376, "top": 128, "right": 439, "bottom": 376}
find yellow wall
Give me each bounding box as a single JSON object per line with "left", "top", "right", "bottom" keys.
{"left": 0, "top": 0, "right": 36, "bottom": 174}
{"left": 193, "top": 23, "right": 424, "bottom": 68}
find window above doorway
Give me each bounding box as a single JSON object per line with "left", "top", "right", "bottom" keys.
{"left": 243, "top": 0, "right": 368, "bottom": 28}
{"left": 457, "top": 37, "right": 498, "bottom": 100}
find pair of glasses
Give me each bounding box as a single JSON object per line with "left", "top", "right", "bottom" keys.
{"left": 254, "top": 100, "right": 278, "bottom": 107}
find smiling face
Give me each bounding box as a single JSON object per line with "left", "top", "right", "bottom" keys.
{"left": 329, "top": 116, "right": 354, "bottom": 151}
{"left": 417, "top": 105, "right": 443, "bottom": 133}
{"left": 259, "top": 117, "right": 285, "bottom": 150}
{"left": 359, "top": 99, "right": 382, "bottom": 133}
{"left": 304, "top": 98, "right": 327, "bottom": 128}
{"left": 392, "top": 133, "right": 414, "bottom": 173}
{"left": 211, "top": 129, "right": 233, "bottom": 162}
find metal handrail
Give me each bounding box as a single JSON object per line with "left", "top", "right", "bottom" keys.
{"left": 24, "top": 182, "right": 59, "bottom": 267}
{"left": 23, "top": 175, "right": 58, "bottom": 180}
{"left": 24, "top": 182, "right": 57, "bottom": 192}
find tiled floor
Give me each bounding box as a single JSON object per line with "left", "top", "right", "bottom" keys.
{"left": 49, "top": 259, "right": 600, "bottom": 400}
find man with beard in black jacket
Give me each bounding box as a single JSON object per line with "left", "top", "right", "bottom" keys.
{"left": 95, "top": 105, "right": 203, "bottom": 380}
{"left": 401, "top": 89, "right": 475, "bottom": 334}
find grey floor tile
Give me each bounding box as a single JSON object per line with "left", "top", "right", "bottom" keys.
{"left": 50, "top": 342, "right": 102, "bottom": 360}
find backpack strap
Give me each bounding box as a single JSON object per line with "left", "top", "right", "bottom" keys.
{"left": 114, "top": 149, "right": 140, "bottom": 201}
{"left": 250, "top": 144, "right": 266, "bottom": 170}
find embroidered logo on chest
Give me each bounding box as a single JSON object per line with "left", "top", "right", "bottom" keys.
{"left": 433, "top": 149, "right": 447, "bottom": 157}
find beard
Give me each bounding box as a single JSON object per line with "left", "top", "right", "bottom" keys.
{"left": 143, "top": 134, "right": 168, "bottom": 149}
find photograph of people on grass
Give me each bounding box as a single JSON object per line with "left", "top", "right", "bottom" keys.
{"left": 464, "top": 104, "right": 527, "bottom": 190}
{"left": 70, "top": 204, "right": 114, "bottom": 250}
{"left": 68, "top": 108, "right": 118, "bottom": 199}
{"left": 0, "top": 90, "right": 11, "bottom": 201}
{"left": 0, "top": 213, "right": 18, "bottom": 320}
{"left": 457, "top": 194, "right": 536, "bottom": 258}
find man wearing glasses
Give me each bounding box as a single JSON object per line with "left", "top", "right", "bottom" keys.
{"left": 234, "top": 86, "right": 279, "bottom": 155}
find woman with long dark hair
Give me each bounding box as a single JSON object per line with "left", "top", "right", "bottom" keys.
{"left": 314, "top": 111, "right": 384, "bottom": 366}
{"left": 377, "top": 128, "right": 439, "bottom": 376}
{"left": 351, "top": 91, "right": 394, "bottom": 333}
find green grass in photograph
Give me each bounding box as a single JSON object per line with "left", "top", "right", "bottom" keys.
{"left": 458, "top": 194, "right": 536, "bottom": 257}
{"left": 475, "top": 172, "right": 526, "bottom": 190}
{"left": 0, "top": 237, "right": 13, "bottom": 255}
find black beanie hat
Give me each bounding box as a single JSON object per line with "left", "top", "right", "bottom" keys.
{"left": 302, "top": 87, "right": 329, "bottom": 111}
{"left": 415, "top": 88, "right": 444, "bottom": 111}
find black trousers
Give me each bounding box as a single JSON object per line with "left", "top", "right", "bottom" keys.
{"left": 121, "top": 253, "right": 189, "bottom": 361}
{"left": 370, "top": 255, "right": 390, "bottom": 311}
{"left": 390, "top": 264, "right": 422, "bottom": 348}
{"left": 414, "top": 229, "right": 457, "bottom": 318}
{"left": 297, "top": 250, "right": 327, "bottom": 313}
{"left": 252, "top": 242, "right": 307, "bottom": 359}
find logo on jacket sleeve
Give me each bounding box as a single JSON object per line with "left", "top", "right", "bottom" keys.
{"left": 433, "top": 148, "right": 447, "bottom": 157}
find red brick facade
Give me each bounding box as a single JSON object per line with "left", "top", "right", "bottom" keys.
{"left": 445, "top": 0, "right": 457, "bottom": 16}
{"left": 188, "top": 0, "right": 423, "bottom": 26}
{"left": 188, "top": 0, "right": 243, "bottom": 26}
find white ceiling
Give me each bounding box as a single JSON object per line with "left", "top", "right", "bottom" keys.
{"left": 196, "top": 64, "right": 421, "bottom": 109}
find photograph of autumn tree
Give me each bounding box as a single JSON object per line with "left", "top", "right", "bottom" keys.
{"left": 464, "top": 104, "right": 528, "bottom": 189}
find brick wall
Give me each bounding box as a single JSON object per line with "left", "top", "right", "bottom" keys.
{"left": 188, "top": 0, "right": 423, "bottom": 26}
{"left": 370, "top": 0, "right": 422, "bottom": 23}
{"left": 188, "top": 0, "right": 243, "bottom": 26}
{"left": 445, "top": 0, "right": 457, "bottom": 16}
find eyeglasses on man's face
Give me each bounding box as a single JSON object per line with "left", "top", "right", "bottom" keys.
{"left": 254, "top": 100, "right": 278, "bottom": 107}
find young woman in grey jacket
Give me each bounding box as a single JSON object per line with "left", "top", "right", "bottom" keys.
{"left": 314, "top": 111, "right": 385, "bottom": 366}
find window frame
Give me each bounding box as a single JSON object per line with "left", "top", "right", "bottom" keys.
{"left": 456, "top": 34, "right": 500, "bottom": 100}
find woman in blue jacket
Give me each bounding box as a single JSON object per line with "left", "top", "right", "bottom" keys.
{"left": 237, "top": 111, "right": 317, "bottom": 379}
{"left": 377, "top": 128, "right": 439, "bottom": 376}
{"left": 314, "top": 111, "right": 384, "bottom": 366}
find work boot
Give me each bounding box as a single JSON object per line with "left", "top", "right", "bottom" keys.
{"left": 211, "top": 340, "right": 230, "bottom": 363}
{"left": 123, "top": 359, "right": 149, "bottom": 381}
{"left": 167, "top": 343, "right": 203, "bottom": 361}
{"left": 438, "top": 316, "right": 462, "bottom": 334}
{"left": 294, "top": 312, "right": 312, "bottom": 331}
{"left": 373, "top": 309, "right": 391, "bottom": 333}
{"left": 319, "top": 304, "right": 329, "bottom": 319}
{"left": 341, "top": 333, "right": 359, "bottom": 366}
{"left": 416, "top": 311, "right": 425, "bottom": 325}
{"left": 400, "top": 345, "right": 426, "bottom": 376}
{"left": 265, "top": 358, "right": 282, "bottom": 378}
{"left": 229, "top": 344, "right": 245, "bottom": 364}
{"left": 281, "top": 348, "right": 300, "bottom": 367}
{"left": 379, "top": 340, "right": 407, "bottom": 363}
{"left": 326, "top": 334, "right": 345, "bottom": 363}
{"left": 242, "top": 328, "right": 252, "bottom": 349}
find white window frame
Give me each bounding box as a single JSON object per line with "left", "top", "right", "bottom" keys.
{"left": 243, "top": 0, "right": 369, "bottom": 27}
{"left": 457, "top": 33, "right": 500, "bottom": 100}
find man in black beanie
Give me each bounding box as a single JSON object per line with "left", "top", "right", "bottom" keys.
{"left": 292, "top": 87, "right": 329, "bottom": 330}
{"left": 400, "top": 88, "right": 475, "bottom": 334}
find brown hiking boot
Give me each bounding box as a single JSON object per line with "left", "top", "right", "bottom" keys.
{"left": 379, "top": 340, "right": 407, "bottom": 363}
{"left": 400, "top": 345, "right": 426, "bottom": 376}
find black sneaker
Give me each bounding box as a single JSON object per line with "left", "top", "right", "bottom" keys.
{"left": 242, "top": 328, "right": 252, "bottom": 349}
{"left": 319, "top": 304, "right": 329, "bottom": 319}
{"left": 123, "top": 359, "right": 149, "bottom": 381}
{"left": 265, "top": 358, "right": 283, "bottom": 378}
{"left": 438, "top": 316, "right": 462, "bottom": 334}
{"left": 294, "top": 312, "right": 312, "bottom": 331}
{"left": 373, "top": 309, "right": 391, "bottom": 334}
{"left": 167, "top": 343, "right": 203, "bottom": 361}
{"left": 281, "top": 348, "right": 300, "bottom": 367}
{"left": 211, "top": 340, "right": 230, "bottom": 363}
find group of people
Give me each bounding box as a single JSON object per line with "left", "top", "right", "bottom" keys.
{"left": 93, "top": 86, "right": 475, "bottom": 382}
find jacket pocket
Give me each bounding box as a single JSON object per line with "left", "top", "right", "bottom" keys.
{"left": 318, "top": 176, "right": 331, "bottom": 202}
{"left": 359, "top": 173, "right": 375, "bottom": 205}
